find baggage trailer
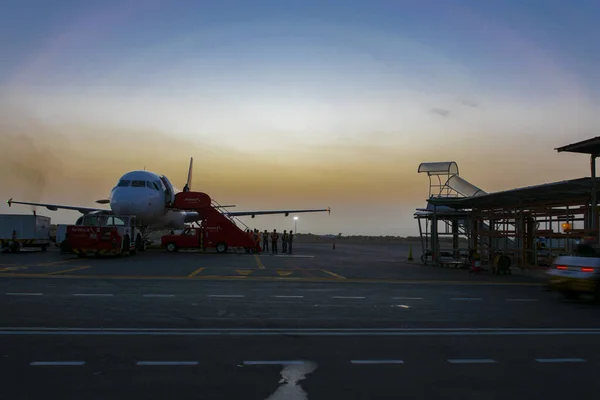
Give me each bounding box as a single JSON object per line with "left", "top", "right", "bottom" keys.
{"left": 164, "top": 191, "right": 261, "bottom": 253}
{"left": 0, "top": 214, "right": 52, "bottom": 253}
{"left": 67, "top": 215, "right": 139, "bottom": 257}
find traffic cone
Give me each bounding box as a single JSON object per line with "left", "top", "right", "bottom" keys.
{"left": 408, "top": 245, "right": 413, "bottom": 261}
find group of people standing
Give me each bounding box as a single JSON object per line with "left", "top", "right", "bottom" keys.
{"left": 246, "top": 229, "right": 294, "bottom": 254}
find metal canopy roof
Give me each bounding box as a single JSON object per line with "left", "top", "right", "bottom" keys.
{"left": 427, "top": 177, "right": 600, "bottom": 210}
{"left": 418, "top": 162, "right": 459, "bottom": 175}
{"left": 555, "top": 136, "right": 600, "bottom": 155}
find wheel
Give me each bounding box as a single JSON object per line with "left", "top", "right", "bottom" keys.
{"left": 166, "top": 242, "right": 178, "bottom": 252}
{"left": 135, "top": 235, "right": 145, "bottom": 251}
{"left": 216, "top": 242, "right": 228, "bottom": 253}
{"left": 123, "top": 236, "right": 131, "bottom": 256}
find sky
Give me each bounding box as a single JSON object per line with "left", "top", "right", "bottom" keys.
{"left": 0, "top": 0, "right": 599, "bottom": 236}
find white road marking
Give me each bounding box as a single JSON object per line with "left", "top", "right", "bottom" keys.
{"left": 207, "top": 295, "right": 245, "bottom": 298}
{"left": 273, "top": 255, "right": 315, "bottom": 258}
{"left": 272, "top": 295, "right": 304, "bottom": 299}
{"left": 448, "top": 359, "right": 497, "bottom": 364}
{"left": 331, "top": 296, "right": 365, "bottom": 299}
{"left": 30, "top": 361, "right": 85, "bottom": 366}
{"left": 4, "top": 328, "right": 600, "bottom": 336}
{"left": 6, "top": 293, "right": 43, "bottom": 296}
{"left": 392, "top": 297, "right": 423, "bottom": 300}
{"left": 244, "top": 360, "right": 305, "bottom": 365}
{"left": 351, "top": 360, "right": 404, "bottom": 364}
{"left": 506, "top": 299, "right": 539, "bottom": 302}
{"left": 73, "top": 294, "right": 114, "bottom": 297}
{"left": 142, "top": 294, "right": 176, "bottom": 298}
{"left": 136, "top": 361, "right": 199, "bottom": 366}
{"left": 535, "top": 358, "right": 585, "bottom": 363}
{"left": 450, "top": 298, "right": 482, "bottom": 301}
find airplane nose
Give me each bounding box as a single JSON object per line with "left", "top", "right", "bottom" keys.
{"left": 110, "top": 190, "right": 137, "bottom": 216}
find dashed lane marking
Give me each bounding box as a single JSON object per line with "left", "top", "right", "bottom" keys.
{"left": 392, "top": 297, "right": 423, "bottom": 300}
{"left": 321, "top": 269, "right": 346, "bottom": 279}
{"left": 30, "top": 361, "right": 85, "bottom": 366}
{"left": 272, "top": 295, "right": 304, "bottom": 299}
{"left": 142, "top": 294, "right": 175, "bottom": 298}
{"left": 207, "top": 294, "right": 245, "bottom": 298}
{"left": 447, "top": 359, "right": 497, "bottom": 364}
{"left": 244, "top": 360, "right": 305, "bottom": 365}
{"left": 273, "top": 255, "right": 315, "bottom": 258}
{"left": 72, "top": 293, "right": 113, "bottom": 297}
{"left": 136, "top": 361, "right": 199, "bottom": 366}
{"left": 331, "top": 296, "right": 365, "bottom": 299}
{"left": 46, "top": 266, "right": 91, "bottom": 275}
{"left": 236, "top": 269, "right": 254, "bottom": 276}
{"left": 187, "top": 267, "right": 205, "bottom": 277}
{"left": 254, "top": 254, "right": 267, "bottom": 270}
{"left": 276, "top": 270, "right": 294, "bottom": 277}
{"left": 535, "top": 358, "right": 586, "bottom": 363}
{"left": 6, "top": 292, "right": 43, "bottom": 296}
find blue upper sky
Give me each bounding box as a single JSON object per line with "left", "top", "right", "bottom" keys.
{"left": 1, "top": 0, "right": 599, "bottom": 235}
{"left": 2, "top": 0, "right": 598, "bottom": 94}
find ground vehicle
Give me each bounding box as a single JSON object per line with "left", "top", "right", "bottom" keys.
{"left": 66, "top": 215, "right": 139, "bottom": 257}
{"left": 0, "top": 214, "right": 52, "bottom": 252}
{"left": 547, "top": 255, "right": 600, "bottom": 300}
{"left": 162, "top": 191, "right": 262, "bottom": 253}
{"left": 161, "top": 222, "right": 260, "bottom": 253}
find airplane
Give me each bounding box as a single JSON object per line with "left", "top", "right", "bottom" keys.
{"left": 7, "top": 157, "right": 330, "bottom": 244}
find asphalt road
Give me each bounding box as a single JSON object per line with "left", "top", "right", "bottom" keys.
{"left": 1, "top": 244, "right": 599, "bottom": 399}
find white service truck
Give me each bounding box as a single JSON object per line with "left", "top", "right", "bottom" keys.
{"left": 0, "top": 214, "right": 52, "bottom": 252}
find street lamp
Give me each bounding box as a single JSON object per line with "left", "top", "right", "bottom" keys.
{"left": 293, "top": 216, "right": 298, "bottom": 233}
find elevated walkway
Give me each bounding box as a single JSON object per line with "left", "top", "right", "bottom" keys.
{"left": 415, "top": 162, "right": 516, "bottom": 266}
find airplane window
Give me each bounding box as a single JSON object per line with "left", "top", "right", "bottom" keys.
{"left": 153, "top": 182, "right": 161, "bottom": 191}
{"left": 147, "top": 181, "right": 161, "bottom": 191}
{"left": 118, "top": 180, "right": 131, "bottom": 187}
{"left": 131, "top": 180, "right": 146, "bottom": 187}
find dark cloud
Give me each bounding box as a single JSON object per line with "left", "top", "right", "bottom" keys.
{"left": 459, "top": 99, "right": 480, "bottom": 108}
{"left": 430, "top": 108, "right": 450, "bottom": 117}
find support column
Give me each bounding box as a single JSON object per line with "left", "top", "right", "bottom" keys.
{"left": 431, "top": 207, "right": 438, "bottom": 263}
{"left": 452, "top": 219, "right": 459, "bottom": 258}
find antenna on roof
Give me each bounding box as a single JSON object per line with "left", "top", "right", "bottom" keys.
{"left": 143, "top": 165, "right": 146, "bottom": 171}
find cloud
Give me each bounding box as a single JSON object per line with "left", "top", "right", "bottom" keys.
{"left": 459, "top": 99, "right": 480, "bottom": 108}
{"left": 430, "top": 108, "right": 450, "bottom": 117}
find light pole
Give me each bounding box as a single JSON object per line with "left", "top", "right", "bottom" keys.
{"left": 293, "top": 216, "right": 298, "bottom": 233}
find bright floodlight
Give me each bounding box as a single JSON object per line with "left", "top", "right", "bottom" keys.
{"left": 293, "top": 216, "right": 299, "bottom": 220}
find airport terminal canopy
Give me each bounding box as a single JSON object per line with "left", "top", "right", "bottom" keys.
{"left": 555, "top": 136, "right": 600, "bottom": 155}
{"left": 427, "top": 177, "right": 600, "bottom": 210}
{"left": 418, "top": 162, "right": 459, "bottom": 176}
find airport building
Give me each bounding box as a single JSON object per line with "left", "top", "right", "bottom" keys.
{"left": 414, "top": 136, "right": 600, "bottom": 272}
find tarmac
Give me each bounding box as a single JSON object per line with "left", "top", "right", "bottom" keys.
{"left": 1, "top": 242, "right": 599, "bottom": 399}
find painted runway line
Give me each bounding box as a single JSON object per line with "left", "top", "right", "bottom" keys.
{"left": 535, "top": 358, "right": 585, "bottom": 363}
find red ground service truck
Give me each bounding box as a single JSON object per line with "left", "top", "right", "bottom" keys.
{"left": 66, "top": 215, "right": 139, "bottom": 257}
{"left": 161, "top": 223, "right": 261, "bottom": 253}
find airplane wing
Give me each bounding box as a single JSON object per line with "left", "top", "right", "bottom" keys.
{"left": 224, "top": 208, "right": 330, "bottom": 218}
{"left": 6, "top": 198, "right": 107, "bottom": 214}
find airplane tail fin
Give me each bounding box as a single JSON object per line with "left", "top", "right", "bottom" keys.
{"left": 186, "top": 157, "right": 193, "bottom": 190}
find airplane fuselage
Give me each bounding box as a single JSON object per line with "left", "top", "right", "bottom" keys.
{"left": 108, "top": 170, "right": 189, "bottom": 229}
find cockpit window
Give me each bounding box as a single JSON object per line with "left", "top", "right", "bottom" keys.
{"left": 131, "top": 180, "right": 146, "bottom": 187}
{"left": 118, "top": 180, "right": 131, "bottom": 187}
{"left": 147, "top": 181, "right": 161, "bottom": 191}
